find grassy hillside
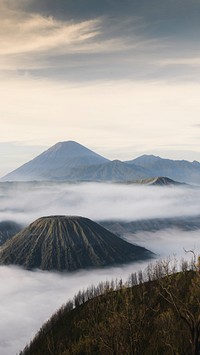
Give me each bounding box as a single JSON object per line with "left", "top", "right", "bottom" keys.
{"left": 20, "top": 257, "right": 200, "bottom": 354}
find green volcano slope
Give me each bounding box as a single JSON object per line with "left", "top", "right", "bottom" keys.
{"left": 0, "top": 216, "right": 153, "bottom": 271}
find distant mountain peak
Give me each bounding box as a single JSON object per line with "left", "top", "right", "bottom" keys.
{"left": 1, "top": 141, "right": 109, "bottom": 181}
{"left": 136, "top": 154, "right": 161, "bottom": 161}
{"left": 43, "top": 140, "right": 104, "bottom": 156}
{"left": 140, "top": 154, "right": 159, "bottom": 158}
{"left": 110, "top": 159, "right": 124, "bottom": 164}
{"left": 49, "top": 140, "right": 89, "bottom": 150}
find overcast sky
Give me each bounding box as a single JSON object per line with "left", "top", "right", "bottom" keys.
{"left": 1, "top": 0, "right": 200, "bottom": 175}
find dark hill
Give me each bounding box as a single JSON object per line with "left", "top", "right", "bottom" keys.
{"left": 134, "top": 176, "right": 184, "bottom": 186}
{"left": 0, "top": 221, "right": 22, "bottom": 246}
{"left": 1, "top": 141, "right": 109, "bottom": 181}
{"left": 0, "top": 216, "right": 153, "bottom": 271}
{"left": 148, "top": 176, "right": 183, "bottom": 186}
{"left": 20, "top": 267, "right": 199, "bottom": 355}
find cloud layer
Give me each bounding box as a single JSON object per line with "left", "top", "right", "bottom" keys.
{"left": 0, "top": 182, "right": 200, "bottom": 354}
{"left": 0, "top": 183, "right": 200, "bottom": 225}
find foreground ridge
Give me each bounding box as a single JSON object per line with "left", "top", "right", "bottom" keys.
{"left": 20, "top": 257, "right": 200, "bottom": 355}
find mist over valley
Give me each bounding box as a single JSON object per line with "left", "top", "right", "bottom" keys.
{"left": 0, "top": 181, "right": 200, "bottom": 354}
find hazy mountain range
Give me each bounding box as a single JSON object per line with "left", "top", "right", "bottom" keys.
{"left": 2, "top": 141, "right": 200, "bottom": 184}
{"left": 100, "top": 215, "right": 200, "bottom": 237}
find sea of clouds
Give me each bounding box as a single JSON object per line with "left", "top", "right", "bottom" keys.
{"left": 0, "top": 182, "right": 199, "bottom": 224}
{"left": 0, "top": 182, "right": 200, "bottom": 355}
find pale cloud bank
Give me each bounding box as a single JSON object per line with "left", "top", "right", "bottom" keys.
{"left": 0, "top": 182, "right": 199, "bottom": 225}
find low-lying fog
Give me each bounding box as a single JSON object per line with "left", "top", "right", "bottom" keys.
{"left": 0, "top": 182, "right": 199, "bottom": 224}
{"left": 0, "top": 182, "right": 200, "bottom": 355}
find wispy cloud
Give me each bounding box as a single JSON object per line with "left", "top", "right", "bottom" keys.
{"left": 192, "top": 124, "right": 200, "bottom": 128}
{"left": 0, "top": 8, "right": 161, "bottom": 74}
{"left": 1, "top": 0, "right": 200, "bottom": 82}
{"left": 1, "top": 16, "right": 99, "bottom": 56}
{"left": 157, "top": 57, "right": 200, "bottom": 67}
{"left": 0, "top": 6, "right": 101, "bottom": 70}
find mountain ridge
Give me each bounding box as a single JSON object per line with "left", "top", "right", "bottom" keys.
{"left": 59, "top": 160, "right": 151, "bottom": 182}
{"left": 128, "top": 154, "right": 200, "bottom": 184}
{"left": 1, "top": 141, "right": 200, "bottom": 184}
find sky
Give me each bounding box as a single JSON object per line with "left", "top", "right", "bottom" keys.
{"left": 1, "top": 0, "right": 200, "bottom": 175}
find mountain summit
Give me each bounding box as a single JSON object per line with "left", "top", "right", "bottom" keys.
{"left": 2, "top": 141, "right": 109, "bottom": 181}
{"left": 0, "top": 215, "right": 153, "bottom": 271}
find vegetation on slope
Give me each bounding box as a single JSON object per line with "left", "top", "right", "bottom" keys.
{"left": 20, "top": 256, "right": 200, "bottom": 355}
